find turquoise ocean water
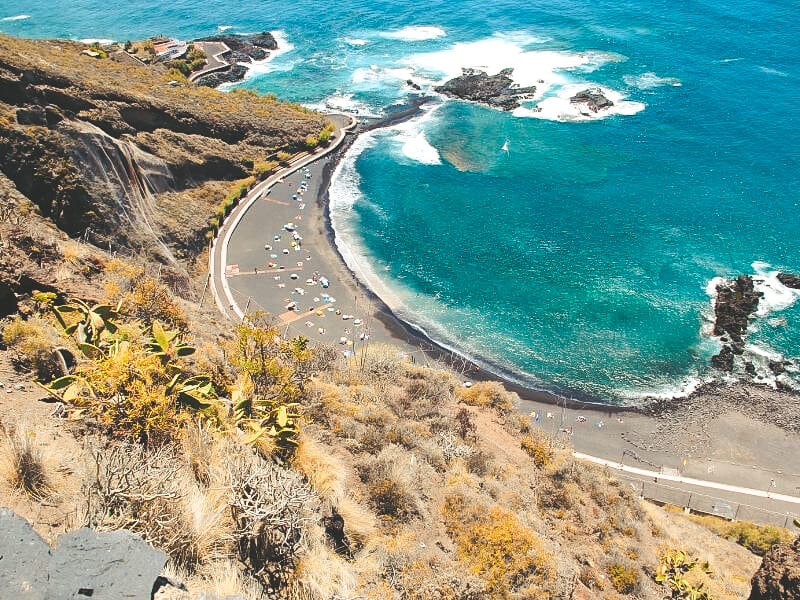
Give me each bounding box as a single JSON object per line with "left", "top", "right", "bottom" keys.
{"left": 4, "top": 0, "right": 799, "bottom": 402}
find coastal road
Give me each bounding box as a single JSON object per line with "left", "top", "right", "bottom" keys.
{"left": 208, "top": 113, "right": 800, "bottom": 528}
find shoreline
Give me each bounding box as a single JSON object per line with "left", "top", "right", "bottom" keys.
{"left": 315, "top": 105, "right": 673, "bottom": 413}
{"left": 213, "top": 96, "right": 800, "bottom": 516}
{"left": 317, "top": 104, "right": 800, "bottom": 418}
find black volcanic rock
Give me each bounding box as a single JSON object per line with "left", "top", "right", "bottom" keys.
{"left": 434, "top": 68, "right": 536, "bottom": 111}
{"left": 194, "top": 64, "right": 249, "bottom": 88}
{"left": 711, "top": 275, "right": 763, "bottom": 371}
{"left": 570, "top": 88, "right": 614, "bottom": 113}
{"left": 196, "top": 31, "right": 277, "bottom": 62}
{"left": 406, "top": 79, "right": 421, "bottom": 91}
{"left": 193, "top": 32, "right": 278, "bottom": 87}
{"left": 778, "top": 272, "right": 800, "bottom": 289}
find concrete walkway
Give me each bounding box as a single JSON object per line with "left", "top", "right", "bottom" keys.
{"left": 190, "top": 41, "right": 231, "bottom": 82}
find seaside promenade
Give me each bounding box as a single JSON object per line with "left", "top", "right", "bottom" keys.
{"left": 208, "top": 114, "right": 800, "bottom": 529}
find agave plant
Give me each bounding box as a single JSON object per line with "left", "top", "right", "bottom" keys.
{"left": 52, "top": 298, "right": 122, "bottom": 358}
{"left": 166, "top": 373, "right": 218, "bottom": 411}
{"left": 146, "top": 320, "right": 195, "bottom": 367}
{"left": 231, "top": 386, "right": 301, "bottom": 451}
{"left": 655, "top": 549, "right": 713, "bottom": 599}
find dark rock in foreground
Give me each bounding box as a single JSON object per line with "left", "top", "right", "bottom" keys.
{"left": 711, "top": 275, "right": 762, "bottom": 371}
{"left": 49, "top": 528, "right": 167, "bottom": 599}
{"left": 0, "top": 508, "right": 167, "bottom": 600}
{"left": 0, "top": 508, "right": 49, "bottom": 599}
{"left": 434, "top": 68, "right": 536, "bottom": 111}
{"left": 778, "top": 272, "right": 800, "bottom": 289}
{"left": 749, "top": 535, "right": 800, "bottom": 600}
{"left": 569, "top": 88, "right": 614, "bottom": 113}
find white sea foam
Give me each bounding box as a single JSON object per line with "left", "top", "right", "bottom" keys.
{"left": 379, "top": 25, "right": 446, "bottom": 42}
{"left": 401, "top": 33, "right": 641, "bottom": 122}
{"left": 352, "top": 64, "right": 416, "bottom": 85}
{"left": 343, "top": 37, "right": 368, "bottom": 47}
{"left": 619, "top": 374, "right": 713, "bottom": 401}
{"left": 623, "top": 72, "right": 682, "bottom": 89}
{"left": 217, "top": 25, "right": 233, "bottom": 32}
{"left": 403, "top": 36, "right": 612, "bottom": 88}
{"left": 303, "top": 92, "right": 381, "bottom": 118}
{"left": 514, "top": 85, "right": 645, "bottom": 122}
{"left": 758, "top": 66, "right": 788, "bottom": 77}
{"left": 1, "top": 14, "right": 30, "bottom": 21}
{"left": 391, "top": 106, "right": 442, "bottom": 165}
{"left": 79, "top": 38, "right": 115, "bottom": 45}
{"left": 751, "top": 261, "right": 800, "bottom": 317}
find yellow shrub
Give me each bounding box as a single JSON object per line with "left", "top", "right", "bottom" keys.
{"left": 607, "top": 562, "right": 639, "bottom": 594}
{"left": 122, "top": 277, "right": 188, "bottom": 331}
{"left": 69, "top": 340, "right": 186, "bottom": 444}
{"left": 456, "top": 381, "right": 517, "bottom": 413}
{"left": 2, "top": 317, "right": 59, "bottom": 380}
{"left": 520, "top": 433, "right": 553, "bottom": 468}
{"left": 442, "top": 495, "right": 552, "bottom": 595}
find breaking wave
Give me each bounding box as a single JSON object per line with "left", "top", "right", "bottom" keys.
{"left": 379, "top": 25, "right": 446, "bottom": 42}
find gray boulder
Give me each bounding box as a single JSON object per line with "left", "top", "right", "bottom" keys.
{"left": 0, "top": 509, "right": 167, "bottom": 600}
{"left": 47, "top": 528, "right": 167, "bottom": 600}
{"left": 0, "top": 508, "right": 50, "bottom": 600}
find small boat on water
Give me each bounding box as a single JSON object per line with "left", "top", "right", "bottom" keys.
{"left": 501, "top": 140, "right": 510, "bottom": 154}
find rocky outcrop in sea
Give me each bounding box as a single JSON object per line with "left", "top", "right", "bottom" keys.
{"left": 434, "top": 68, "right": 536, "bottom": 111}
{"left": 196, "top": 31, "right": 277, "bottom": 61}
{"left": 711, "top": 275, "right": 762, "bottom": 372}
{"left": 569, "top": 88, "right": 614, "bottom": 114}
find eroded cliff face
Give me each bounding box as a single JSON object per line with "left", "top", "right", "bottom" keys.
{"left": 0, "top": 35, "right": 326, "bottom": 264}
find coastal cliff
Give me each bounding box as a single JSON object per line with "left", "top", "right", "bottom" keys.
{"left": 0, "top": 34, "right": 325, "bottom": 264}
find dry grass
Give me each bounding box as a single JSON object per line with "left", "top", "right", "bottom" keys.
{"left": 291, "top": 533, "right": 358, "bottom": 600}
{"left": 0, "top": 424, "right": 52, "bottom": 499}
{"left": 358, "top": 445, "right": 429, "bottom": 523}
{"left": 1, "top": 317, "right": 62, "bottom": 381}
{"left": 184, "top": 560, "right": 264, "bottom": 599}
{"left": 456, "top": 381, "right": 517, "bottom": 413}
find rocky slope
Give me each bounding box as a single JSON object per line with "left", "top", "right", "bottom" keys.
{"left": 0, "top": 35, "right": 325, "bottom": 264}
{"left": 749, "top": 534, "right": 800, "bottom": 599}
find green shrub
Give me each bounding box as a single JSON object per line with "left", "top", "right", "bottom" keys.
{"left": 607, "top": 562, "right": 639, "bottom": 594}
{"left": 726, "top": 521, "right": 794, "bottom": 556}
{"left": 304, "top": 134, "right": 319, "bottom": 149}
